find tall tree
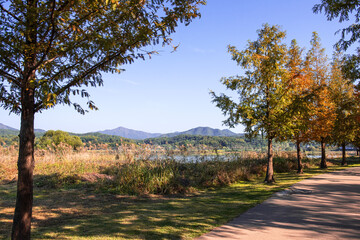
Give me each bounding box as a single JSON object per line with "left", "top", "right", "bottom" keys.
{"left": 0, "top": 0, "right": 204, "bottom": 239}
{"left": 305, "top": 32, "right": 336, "bottom": 169}
{"left": 329, "top": 49, "right": 359, "bottom": 165}
{"left": 211, "top": 24, "right": 291, "bottom": 183}
{"left": 285, "top": 39, "right": 313, "bottom": 174}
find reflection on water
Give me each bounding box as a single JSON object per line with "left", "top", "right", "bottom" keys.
{"left": 149, "top": 154, "right": 233, "bottom": 162}
{"left": 306, "top": 155, "right": 321, "bottom": 159}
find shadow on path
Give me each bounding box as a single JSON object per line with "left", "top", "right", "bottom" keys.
{"left": 198, "top": 167, "right": 360, "bottom": 240}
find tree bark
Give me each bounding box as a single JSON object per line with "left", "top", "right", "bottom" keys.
{"left": 341, "top": 142, "right": 347, "bottom": 166}
{"left": 12, "top": 0, "right": 37, "bottom": 238}
{"left": 320, "top": 137, "right": 327, "bottom": 169}
{"left": 11, "top": 88, "right": 35, "bottom": 240}
{"left": 296, "top": 140, "right": 303, "bottom": 174}
{"left": 264, "top": 137, "right": 275, "bottom": 183}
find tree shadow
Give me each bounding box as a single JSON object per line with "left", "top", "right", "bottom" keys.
{"left": 2, "top": 167, "right": 359, "bottom": 239}
{"left": 0, "top": 174, "right": 277, "bottom": 239}
{"left": 200, "top": 167, "right": 360, "bottom": 239}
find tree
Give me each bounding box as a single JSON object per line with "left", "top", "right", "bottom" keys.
{"left": 329, "top": 49, "right": 359, "bottom": 165}
{"left": 305, "top": 32, "right": 336, "bottom": 169}
{"left": 211, "top": 24, "right": 291, "bottom": 183}
{"left": 285, "top": 39, "right": 313, "bottom": 174}
{"left": 0, "top": 0, "right": 204, "bottom": 238}
{"left": 38, "top": 130, "right": 83, "bottom": 150}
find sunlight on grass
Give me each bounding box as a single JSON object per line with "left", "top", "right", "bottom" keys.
{"left": 1, "top": 149, "right": 359, "bottom": 239}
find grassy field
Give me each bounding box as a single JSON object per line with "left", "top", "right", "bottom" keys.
{"left": 1, "top": 145, "right": 359, "bottom": 239}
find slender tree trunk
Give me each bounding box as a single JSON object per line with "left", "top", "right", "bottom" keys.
{"left": 341, "top": 142, "right": 347, "bottom": 166}
{"left": 264, "top": 137, "right": 275, "bottom": 183}
{"left": 296, "top": 140, "right": 303, "bottom": 174}
{"left": 320, "top": 137, "right": 327, "bottom": 169}
{"left": 11, "top": 88, "right": 35, "bottom": 240}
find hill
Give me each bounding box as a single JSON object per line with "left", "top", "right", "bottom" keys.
{"left": 0, "top": 123, "right": 17, "bottom": 131}
{"left": 97, "top": 126, "right": 240, "bottom": 140}
{"left": 0, "top": 123, "right": 45, "bottom": 136}
{"left": 98, "top": 127, "right": 162, "bottom": 140}
{"left": 0, "top": 123, "right": 242, "bottom": 140}
{"left": 159, "top": 127, "right": 239, "bottom": 138}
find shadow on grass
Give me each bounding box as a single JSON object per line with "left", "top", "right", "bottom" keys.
{"left": 1, "top": 162, "right": 360, "bottom": 239}
{"left": 0, "top": 178, "right": 279, "bottom": 239}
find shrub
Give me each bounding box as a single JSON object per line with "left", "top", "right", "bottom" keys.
{"left": 101, "top": 157, "right": 269, "bottom": 195}
{"left": 38, "top": 130, "right": 83, "bottom": 150}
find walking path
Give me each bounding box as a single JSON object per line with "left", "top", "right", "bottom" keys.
{"left": 197, "top": 167, "right": 360, "bottom": 240}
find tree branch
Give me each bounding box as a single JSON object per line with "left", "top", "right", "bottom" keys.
{"left": 33, "top": 0, "right": 58, "bottom": 71}
{"left": 0, "top": 69, "right": 21, "bottom": 86}
{"left": 0, "top": 3, "right": 22, "bottom": 22}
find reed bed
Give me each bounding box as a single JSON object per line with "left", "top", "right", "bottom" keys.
{"left": 0, "top": 143, "right": 322, "bottom": 195}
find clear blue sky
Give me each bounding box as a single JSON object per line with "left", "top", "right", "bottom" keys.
{"left": 0, "top": 0, "right": 353, "bottom": 134}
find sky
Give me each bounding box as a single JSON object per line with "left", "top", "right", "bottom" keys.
{"left": 0, "top": 0, "right": 355, "bottom": 134}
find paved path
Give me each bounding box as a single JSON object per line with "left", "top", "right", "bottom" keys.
{"left": 197, "top": 167, "right": 360, "bottom": 240}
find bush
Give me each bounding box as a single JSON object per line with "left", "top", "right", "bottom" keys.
{"left": 101, "top": 157, "right": 269, "bottom": 195}
{"left": 38, "top": 130, "right": 83, "bottom": 150}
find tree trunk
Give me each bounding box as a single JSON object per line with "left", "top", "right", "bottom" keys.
{"left": 296, "top": 140, "right": 303, "bottom": 174}
{"left": 12, "top": 0, "right": 37, "bottom": 237}
{"left": 11, "top": 88, "right": 35, "bottom": 240}
{"left": 341, "top": 142, "right": 347, "bottom": 166}
{"left": 320, "top": 137, "right": 327, "bottom": 169}
{"left": 264, "top": 137, "right": 275, "bottom": 183}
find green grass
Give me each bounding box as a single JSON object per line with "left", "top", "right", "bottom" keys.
{"left": 1, "top": 158, "right": 359, "bottom": 240}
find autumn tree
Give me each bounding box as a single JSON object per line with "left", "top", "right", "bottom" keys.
{"left": 211, "top": 24, "right": 292, "bottom": 183}
{"left": 329, "top": 49, "right": 359, "bottom": 165}
{"left": 0, "top": 0, "right": 204, "bottom": 239}
{"left": 285, "top": 39, "right": 313, "bottom": 174}
{"left": 305, "top": 32, "right": 336, "bottom": 169}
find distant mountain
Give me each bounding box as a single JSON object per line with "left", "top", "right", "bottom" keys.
{"left": 0, "top": 123, "right": 45, "bottom": 137}
{"left": 97, "top": 126, "right": 241, "bottom": 139}
{"left": 34, "top": 129, "right": 46, "bottom": 133}
{"left": 0, "top": 123, "right": 17, "bottom": 131}
{"left": 159, "top": 127, "right": 239, "bottom": 138}
{"left": 0, "top": 122, "right": 241, "bottom": 140}
{"left": 98, "top": 127, "right": 162, "bottom": 140}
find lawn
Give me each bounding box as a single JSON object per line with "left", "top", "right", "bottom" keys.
{"left": 1, "top": 159, "right": 358, "bottom": 240}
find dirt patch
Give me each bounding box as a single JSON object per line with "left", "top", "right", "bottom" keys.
{"left": 78, "top": 173, "right": 114, "bottom": 183}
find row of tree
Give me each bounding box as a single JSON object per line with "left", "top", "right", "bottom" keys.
{"left": 212, "top": 24, "right": 360, "bottom": 182}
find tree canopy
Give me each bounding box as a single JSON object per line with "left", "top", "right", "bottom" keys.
{"left": 313, "top": 0, "right": 360, "bottom": 50}
{"left": 0, "top": 0, "right": 205, "bottom": 238}
{"left": 314, "top": 1, "right": 360, "bottom": 82}
{"left": 211, "top": 24, "right": 292, "bottom": 182}
{"left": 38, "top": 130, "right": 83, "bottom": 150}
{"left": 0, "top": 0, "right": 205, "bottom": 114}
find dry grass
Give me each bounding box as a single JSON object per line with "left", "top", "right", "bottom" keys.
{"left": 1, "top": 143, "right": 360, "bottom": 239}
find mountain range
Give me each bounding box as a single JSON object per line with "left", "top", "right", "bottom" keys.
{"left": 97, "top": 126, "right": 239, "bottom": 139}
{"left": 98, "top": 126, "right": 162, "bottom": 140}
{"left": 158, "top": 127, "right": 238, "bottom": 138}
{"left": 0, "top": 123, "right": 241, "bottom": 140}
